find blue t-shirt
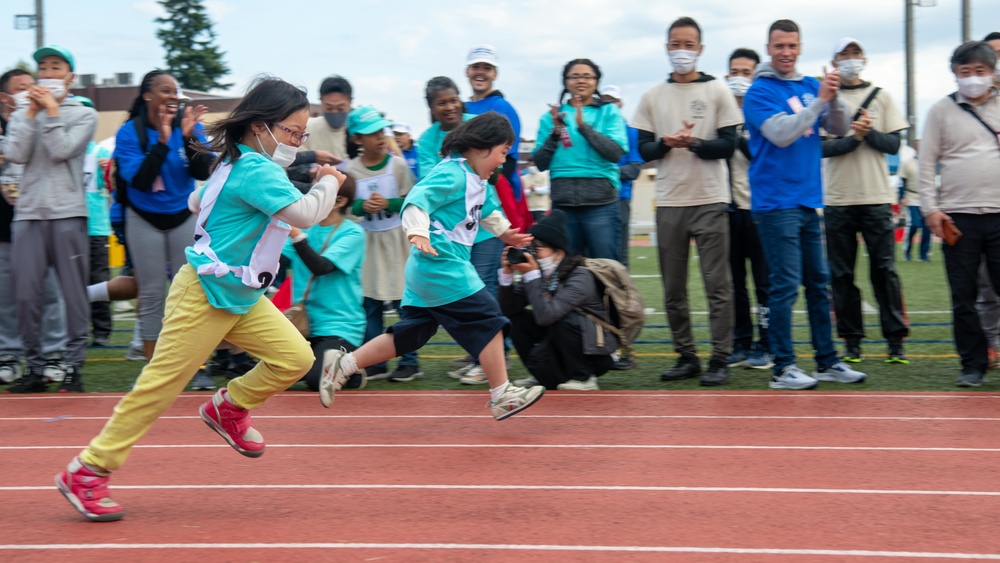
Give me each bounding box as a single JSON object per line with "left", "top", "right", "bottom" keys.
{"left": 534, "top": 101, "right": 627, "bottom": 188}
{"left": 186, "top": 144, "right": 302, "bottom": 314}
{"left": 114, "top": 120, "right": 208, "bottom": 215}
{"left": 742, "top": 75, "right": 825, "bottom": 212}
{"left": 282, "top": 220, "right": 366, "bottom": 345}
{"left": 401, "top": 146, "right": 420, "bottom": 179}
{"left": 618, "top": 124, "right": 643, "bottom": 201}
{"left": 401, "top": 157, "right": 502, "bottom": 308}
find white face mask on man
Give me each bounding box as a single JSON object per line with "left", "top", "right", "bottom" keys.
{"left": 957, "top": 75, "right": 994, "bottom": 100}
{"left": 37, "top": 78, "right": 67, "bottom": 101}
{"left": 257, "top": 124, "right": 298, "bottom": 169}
{"left": 836, "top": 59, "right": 865, "bottom": 81}
{"left": 668, "top": 50, "right": 699, "bottom": 75}
{"left": 727, "top": 76, "right": 751, "bottom": 97}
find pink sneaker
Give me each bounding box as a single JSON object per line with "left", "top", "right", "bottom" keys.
{"left": 199, "top": 388, "right": 265, "bottom": 458}
{"left": 55, "top": 457, "right": 124, "bottom": 522}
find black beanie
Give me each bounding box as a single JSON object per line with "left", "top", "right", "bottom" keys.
{"left": 528, "top": 209, "right": 570, "bottom": 251}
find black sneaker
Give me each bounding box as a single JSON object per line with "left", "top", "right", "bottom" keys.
{"left": 700, "top": 359, "right": 730, "bottom": 386}
{"left": 611, "top": 354, "right": 637, "bottom": 371}
{"left": 58, "top": 366, "right": 84, "bottom": 393}
{"left": 660, "top": 355, "right": 702, "bottom": 381}
{"left": 886, "top": 342, "right": 909, "bottom": 364}
{"left": 956, "top": 370, "right": 986, "bottom": 388}
{"left": 344, "top": 372, "right": 367, "bottom": 389}
{"left": 843, "top": 342, "right": 863, "bottom": 363}
{"left": 6, "top": 370, "right": 47, "bottom": 393}
{"left": 365, "top": 365, "right": 390, "bottom": 381}
{"left": 389, "top": 364, "right": 424, "bottom": 382}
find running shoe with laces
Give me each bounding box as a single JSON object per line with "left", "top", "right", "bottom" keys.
{"left": 513, "top": 375, "right": 540, "bottom": 387}
{"left": 199, "top": 388, "right": 265, "bottom": 457}
{"left": 769, "top": 364, "right": 819, "bottom": 390}
{"left": 459, "top": 364, "right": 488, "bottom": 385}
{"left": 448, "top": 362, "right": 477, "bottom": 380}
{"left": 556, "top": 376, "right": 599, "bottom": 391}
{"left": 886, "top": 342, "right": 909, "bottom": 364}
{"left": 58, "top": 366, "right": 85, "bottom": 393}
{"left": 489, "top": 384, "right": 545, "bottom": 420}
{"left": 0, "top": 355, "right": 21, "bottom": 383}
{"left": 842, "top": 342, "right": 863, "bottom": 363}
{"left": 43, "top": 357, "right": 66, "bottom": 382}
{"left": 745, "top": 347, "right": 774, "bottom": 370}
{"left": 55, "top": 457, "right": 124, "bottom": 522}
{"left": 319, "top": 348, "right": 350, "bottom": 408}
{"left": 6, "top": 369, "right": 47, "bottom": 393}
{"left": 191, "top": 367, "right": 217, "bottom": 391}
{"left": 813, "top": 362, "right": 867, "bottom": 384}
{"left": 388, "top": 364, "right": 423, "bottom": 382}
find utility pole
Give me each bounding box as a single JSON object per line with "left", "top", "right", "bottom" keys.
{"left": 905, "top": 0, "right": 916, "bottom": 146}
{"left": 962, "top": 0, "right": 971, "bottom": 42}
{"left": 34, "top": 0, "right": 43, "bottom": 48}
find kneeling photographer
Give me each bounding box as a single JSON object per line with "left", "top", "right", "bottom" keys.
{"left": 498, "top": 210, "right": 616, "bottom": 391}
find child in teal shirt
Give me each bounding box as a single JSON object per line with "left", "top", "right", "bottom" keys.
{"left": 321, "top": 113, "right": 546, "bottom": 420}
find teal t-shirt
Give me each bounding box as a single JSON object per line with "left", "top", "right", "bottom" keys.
{"left": 401, "top": 157, "right": 501, "bottom": 308}
{"left": 85, "top": 142, "right": 112, "bottom": 236}
{"left": 534, "top": 101, "right": 627, "bottom": 188}
{"left": 416, "top": 113, "right": 498, "bottom": 243}
{"left": 282, "top": 220, "right": 366, "bottom": 345}
{"left": 186, "top": 144, "right": 302, "bottom": 314}
{"left": 416, "top": 113, "right": 475, "bottom": 181}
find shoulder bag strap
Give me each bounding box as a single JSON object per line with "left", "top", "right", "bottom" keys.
{"left": 852, "top": 87, "right": 882, "bottom": 122}
{"left": 949, "top": 92, "right": 1000, "bottom": 149}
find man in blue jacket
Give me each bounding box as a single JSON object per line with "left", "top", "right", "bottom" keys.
{"left": 742, "top": 19, "right": 867, "bottom": 390}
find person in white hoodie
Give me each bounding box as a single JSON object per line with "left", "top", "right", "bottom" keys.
{"left": 4, "top": 45, "right": 96, "bottom": 393}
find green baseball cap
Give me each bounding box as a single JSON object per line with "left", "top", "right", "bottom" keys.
{"left": 347, "top": 105, "right": 392, "bottom": 136}
{"left": 73, "top": 95, "right": 94, "bottom": 109}
{"left": 33, "top": 45, "right": 75, "bottom": 71}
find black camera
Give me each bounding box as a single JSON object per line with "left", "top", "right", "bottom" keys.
{"left": 506, "top": 246, "right": 535, "bottom": 265}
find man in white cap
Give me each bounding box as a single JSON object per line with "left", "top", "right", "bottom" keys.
{"left": 392, "top": 122, "right": 419, "bottom": 179}
{"left": 464, "top": 45, "right": 522, "bottom": 200}
{"left": 599, "top": 85, "right": 643, "bottom": 273}
{"left": 821, "top": 37, "right": 910, "bottom": 365}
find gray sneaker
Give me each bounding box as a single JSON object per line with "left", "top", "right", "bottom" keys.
{"left": 813, "top": 362, "right": 867, "bottom": 384}
{"left": 191, "top": 370, "right": 216, "bottom": 391}
{"left": 956, "top": 370, "right": 986, "bottom": 388}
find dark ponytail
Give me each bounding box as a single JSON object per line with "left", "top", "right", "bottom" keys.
{"left": 558, "top": 58, "right": 602, "bottom": 105}
{"left": 201, "top": 75, "right": 309, "bottom": 168}
{"left": 440, "top": 111, "right": 513, "bottom": 155}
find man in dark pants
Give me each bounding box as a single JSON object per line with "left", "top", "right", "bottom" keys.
{"left": 919, "top": 41, "right": 1000, "bottom": 387}
{"left": 821, "top": 38, "right": 910, "bottom": 364}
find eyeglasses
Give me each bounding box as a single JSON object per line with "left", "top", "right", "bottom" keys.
{"left": 566, "top": 74, "right": 597, "bottom": 81}
{"left": 272, "top": 122, "right": 310, "bottom": 144}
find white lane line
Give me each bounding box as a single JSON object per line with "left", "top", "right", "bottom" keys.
{"left": 5, "top": 484, "right": 1000, "bottom": 496}
{"left": 4, "top": 415, "right": 1000, "bottom": 422}
{"left": 4, "top": 444, "right": 1000, "bottom": 452}
{"left": 0, "top": 543, "right": 997, "bottom": 559}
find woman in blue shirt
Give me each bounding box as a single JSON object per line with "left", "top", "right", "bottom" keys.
{"left": 532, "top": 59, "right": 628, "bottom": 260}
{"left": 114, "top": 70, "right": 213, "bottom": 361}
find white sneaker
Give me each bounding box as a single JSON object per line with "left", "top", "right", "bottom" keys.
{"left": 0, "top": 357, "right": 21, "bottom": 383}
{"left": 557, "top": 376, "right": 600, "bottom": 391}
{"left": 813, "top": 362, "right": 867, "bottom": 384}
{"left": 448, "top": 363, "right": 476, "bottom": 380}
{"left": 43, "top": 359, "right": 66, "bottom": 383}
{"left": 513, "top": 375, "right": 540, "bottom": 387}
{"left": 489, "top": 384, "right": 545, "bottom": 421}
{"left": 459, "top": 365, "right": 488, "bottom": 385}
{"left": 769, "top": 365, "right": 819, "bottom": 390}
{"left": 319, "top": 349, "right": 351, "bottom": 408}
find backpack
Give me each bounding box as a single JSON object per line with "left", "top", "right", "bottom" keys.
{"left": 112, "top": 117, "right": 148, "bottom": 206}
{"left": 575, "top": 258, "right": 645, "bottom": 355}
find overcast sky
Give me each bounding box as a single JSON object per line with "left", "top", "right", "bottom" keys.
{"left": 2, "top": 0, "right": 998, "bottom": 140}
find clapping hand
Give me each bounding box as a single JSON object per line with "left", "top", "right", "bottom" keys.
{"left": 852, "top": 109, "right": 872, "bottom": 141}
{"left": 181, "top": 104, "right": 209, "bottom": 139}
{"left": 662, "top": 120, "right": 697, "bottom": 148}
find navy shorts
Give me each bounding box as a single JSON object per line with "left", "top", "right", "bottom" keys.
{"left": 389, "top": 288, "right": 510, "bottom": 359}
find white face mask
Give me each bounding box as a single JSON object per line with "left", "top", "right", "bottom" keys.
{"left": 837, "top": 59, "right": 865, "bottom": 81}
{"left": 257, "top": 124, "right": 298, "bottom": 169}
{"left": 37, "top": 78, "right": 66, "bottom": 101}
{"left": 727, "top": 76, "right": 751, "bottom": 97}
{"left": 537, "top": 255, "right": 560, "bottom": 277}
{"left": 957, "top": 75, "right": 994, "bottom": 100}
{"left": 11, "top": 91, "right": 30, "bottom": 111}
{"left": 668, "top": 49, "right": 699, "bottom": 75}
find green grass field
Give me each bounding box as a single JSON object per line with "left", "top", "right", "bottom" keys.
{"left": 76, "top": 239, "right": 976, "bottom": 393}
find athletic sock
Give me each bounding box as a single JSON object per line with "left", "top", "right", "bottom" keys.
{"left": 340, "top": 352, "right": 359, "bottom": 376}
{"left": 489, "top": 380, "right": 510, "bottom": 403}
{"left": 87, "top": 282, "right": 109, "bottom": 303}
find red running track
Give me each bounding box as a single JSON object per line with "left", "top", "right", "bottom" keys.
{"left": 2, "top": 390, "right": 1000, "bottom": 562}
